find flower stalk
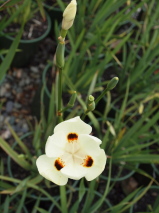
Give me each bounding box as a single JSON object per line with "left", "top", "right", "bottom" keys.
{"left": 95, "top": 77, "right": 119, "bottom": 105}
{"left": 81, "top": 95, "right": 95, "bottom": 120}
{"left": 59, "top": 91, "right": 77, "bottom": 113}
{"left": 60, "top": 185, "right": 68, "bottom": 213}
{"left": 55, "top": 0, "right": 77, "bottom": 123}
{"left": 57, "top": 67, "right": 63, "bottom": 123}
{"left": 54, "top": 2, "right": 77, "bottom": 210}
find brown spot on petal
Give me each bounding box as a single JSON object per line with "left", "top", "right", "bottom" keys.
{"left": 82, "top": 156, "right": 93, "bottom": 167}
{"left": 67, "top": 133, "right": 78, "bottom": 142}
{"left": 54, "top": 158, "right": 65, "bottom": 171}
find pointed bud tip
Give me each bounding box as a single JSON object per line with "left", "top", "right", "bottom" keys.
{"left": 89, "top": 95, "right": 95, "bottom": 101}
{"left": 62, "top": 0, "right": 77, "bottom": 30}
{"left": 113, "top": 77, "right": 119, "bottom": 81}
{"left": 107, "top": 77, "right": 119, "bottom": 90}
{"left": 71, "top": 0, "right": 77, "bottom": 4}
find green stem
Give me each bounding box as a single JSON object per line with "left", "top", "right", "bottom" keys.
{"left": 95, "top": 88, "right": 109, "bottom": 105}
{"left": 81, "top": 109, "right": 89, "bottom": 120}
{"left": 57, "top": 68, "right": 63, "bottom": 123}
{"left": 60, "top": 106, "right": 70, "bottom": 113}
{"left": 60, "top": 185, "right": 68, "bottom": 213}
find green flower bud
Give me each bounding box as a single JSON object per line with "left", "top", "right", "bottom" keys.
{"left": 107, "top": 77, "right": 119, "bottom": 90}
{"left": 87, "top": 95, "right": 95, "bottom": 111}
{"left": 88, "top": 95, "right": 94, "bottom": 104}
{"left": 55, "top": 41, "right": 65, "bottom": 68}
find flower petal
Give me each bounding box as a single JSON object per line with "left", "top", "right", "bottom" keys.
{"left": 61, "top": 161, "right": 87, "bottom": 180}
{"left": 54, "top": 116, "right": 92, "bottom": 135}
{"left": 88, "top": 135, "right": 102, "bottom": 145}
{"left": 36, "top": 155, "right": 68, "bottom": 185}
{"left": 78, "top": 134, "right": 101, "bottom": 156}
{"left": 84, "top": 150, "right": 107, "bottom": 181}
{"left": 45, "top": 132, "right": 66, "bottom": 157}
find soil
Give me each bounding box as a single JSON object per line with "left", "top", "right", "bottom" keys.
{"left": 0, "top": 36, "right": 56, "bottom": 139}
{"left": 1, "top": 11, "right": 48, "bottom": 40}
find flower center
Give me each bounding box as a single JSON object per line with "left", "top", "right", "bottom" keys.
{"left": 54, "top": 158, "right": 65, "bottom": 170}
{"left": 62, "top": 138, "right": 94, "bottom": 169}
{"left": 82, "top": 156, "right": 93, "bottom": 167}
{"left": 67, "top": 133, "right": 78, "bottom": 142}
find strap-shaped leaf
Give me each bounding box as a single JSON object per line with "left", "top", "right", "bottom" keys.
{"left": 0, "top": 137, "right": 31, "bottom": 170}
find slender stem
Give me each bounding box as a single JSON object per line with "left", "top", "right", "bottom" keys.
{"left": 81, "top": 109, "right": 89, "bottom": 120}
{"left": 57, "top": 68, "right": 63, "bottom": 123}
{"left": 60, "top": 106, "right": 70, "bottom": 113}
{"left": 60, "top": 185, "right": 68, "bottom": 213}
{"left": 95, "top": 88, "right": 109, "bottom": 105}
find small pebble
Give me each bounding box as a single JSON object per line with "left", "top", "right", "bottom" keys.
{"left": 4, "top": 116, "right": 11, "bottom": 123}
{"left": 6, "top": 101, "right": 14, "bottom": 113}
{"left": 19, "top": 80, "right": 25, "bottom": 87}
{"left": 30, "top": 66, "right": 39, "bottom": 73}
{"left": 0, "top": 115, "right": 4, "bottom": 123}
{"left": 0, "top": 87, "right": 6, "bottom": 97}
{"left": 25, "top": 78, "right": 31, "bottom": 85}
{"left": 14, "top": 102, "right": 22, "bottom": 109}
{"left": 1, "top": 129, "right": 11, "bottom": 139}
{"left": 22, "top": 123, "right": 29, "bottom": 133}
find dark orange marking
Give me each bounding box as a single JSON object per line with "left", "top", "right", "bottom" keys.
{"left": 83, "top": 156, "right": 93, "bottom": 167}
{"left": 54, "top": 158, "right": 65, "bottom": 171}
{"left": 67, "top": 133, "right": 78, "bottom": 142}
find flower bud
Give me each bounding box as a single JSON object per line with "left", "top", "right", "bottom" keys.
{"left": 55, "top": 41, "right": 65, "bottom": 68}
{"left": 87, "top": 95, "right": 95, "bottom": 111}
{"left": 62, "top": 0, "right": 77, "bottom": 30}
{"left": 107, "top": 77, "right": 119, "bottom": 90}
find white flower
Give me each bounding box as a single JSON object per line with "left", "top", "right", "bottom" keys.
{"left": 62, "top": 0, "right": 77, "bottom": 30}
{"left": 36, "top": 116, "right": 107, "bottom": 185}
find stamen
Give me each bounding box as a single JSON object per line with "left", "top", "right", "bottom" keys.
{"left": 67, "top": 133, "right": 78, "bottom": 142}
{"left": 82, "top": 156, "right": 93, "bottom": 167}
{"left": 54, "top": 158, "right": 65, "bottom": 170}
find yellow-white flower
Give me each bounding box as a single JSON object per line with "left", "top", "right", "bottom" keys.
{"left": 36, "top": 116, "right": 107, "bottom": 185}
{"left": 62, "top": 0, "right": 77, "bottom": 30}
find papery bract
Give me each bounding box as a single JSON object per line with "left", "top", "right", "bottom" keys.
{"left": 36, "top": 116, "right": 107, "bottom": 185}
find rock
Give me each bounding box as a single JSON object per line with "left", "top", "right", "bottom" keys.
{"left": 14, "top": 102, "right": 22, "bottom": 109}
{"left": 1, "top": 129, "right": 11, "bottom": 139}
{"left": 6, "top": 101, "right": 14, "bottom": 113}
{"left": 0, "top": 87, "right": 7, "bottom": 97}
{"left": 30, "top": 66, "right": 38, "bottom": 73}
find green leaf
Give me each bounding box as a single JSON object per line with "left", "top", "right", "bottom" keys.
{"left": 0, "top": 26, "right": 23, "bottom": 80}
{"left": 6, "top": 122, "right": 32, "bottom": 158}
{"left": 36, "top": 0, "right": 46, "bottom": 20}
{"left": 79, "top": 178, "right": 86, "bottom": 203}
{"left": 113, "top": 154, "right": 159, "bottom": 164}
{"left": 16, "top": 189, "right": 27, "bottom": 213}
{"left": 0, "top": 137, "right": 31, "bottom": 170}
{"left": 36, "top": 207, "right": 49, "bottom": 213}
{"left": 0, "top": 0, "right": 22, "bottom": 9}
{"left": 3, "top": 196, "right": 9, "bottom": 213}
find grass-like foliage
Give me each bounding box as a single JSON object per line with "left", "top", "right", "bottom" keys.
{"left": 0, "top": 0, "right": 159, "bottom": 212}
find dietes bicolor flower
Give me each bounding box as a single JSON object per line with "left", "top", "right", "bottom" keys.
{"left": 36, "top": 116, "right": 107, "bottom": 185}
